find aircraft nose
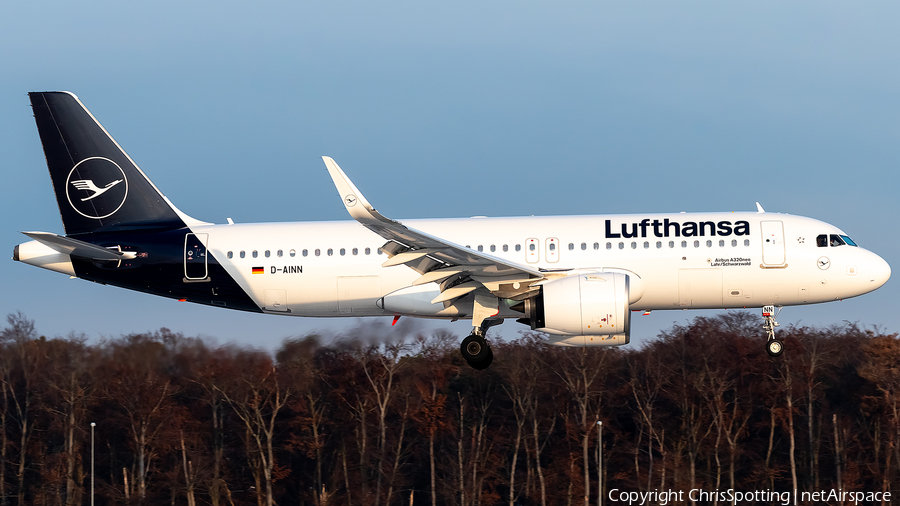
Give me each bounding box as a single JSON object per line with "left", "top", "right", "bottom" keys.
{"left": 869, "top": 252, "right": 891, "bottom": 289}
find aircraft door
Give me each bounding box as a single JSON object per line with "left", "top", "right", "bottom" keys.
{"left": 184, "top": 233, "right": 209, "bottom": 280}
{"left": 546, "top": 238, "right": 559, "bottom": 263}
{"left": 761, "top": 221, "right": 786, "bottom": 266}
{"left": 525, "top": 238, "right": 539, "bottom": 263}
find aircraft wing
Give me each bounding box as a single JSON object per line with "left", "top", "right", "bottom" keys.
{"left": 323, "top": 156, "right": 545, "bottom": 301}
{"left": 22, "top": 231, "right": 135, "bottom": 261}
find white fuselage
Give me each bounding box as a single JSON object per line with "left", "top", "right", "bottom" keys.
{"left": 197, "top": 212, "right": 890, "bottom": 319}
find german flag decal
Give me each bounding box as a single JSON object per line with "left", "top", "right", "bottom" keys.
{"left": 252, "top": 267, "right": 264, "bottom": 274}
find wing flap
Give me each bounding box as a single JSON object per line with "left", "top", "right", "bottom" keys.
{"left": 382, "top": 248, "right": 445, "bottom": 268}
{"left": 413, "top": 266, "right": 477, "bottom": 286}
{"left": 431, "top": 281, "right": 481, "bottom": 304}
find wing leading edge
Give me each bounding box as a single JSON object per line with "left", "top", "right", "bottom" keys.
{"left": 321, "top": 156, "right": 546, "bottom": 305}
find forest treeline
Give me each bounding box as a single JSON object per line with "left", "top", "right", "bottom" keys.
{"left": 0, "top": 311, "right": 899, "bottom": 506}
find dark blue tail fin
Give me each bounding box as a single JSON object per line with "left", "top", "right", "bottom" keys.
{"left": 29, "top": 91, "right": 188, "bottom": 236}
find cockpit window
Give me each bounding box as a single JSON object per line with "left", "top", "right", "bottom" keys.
{"left": 816, "top": 235, "right": 828, "bottom": 247}
{"left": 840, "top": 235, "right": 858, "bottom": 247}
{"left": 829, "top": 234, "right": 845, "bottom": 247}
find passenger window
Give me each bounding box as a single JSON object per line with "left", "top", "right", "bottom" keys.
{"left": 581, "top": 243, "right": 587, "bottom": 250}
{"left": 302, "top": 250, "right": 307, "bottom": 257}
{"left": 631, "top": 242, "right": 637, "bottom": 249}
{"left": 352, "top": 248, "right": 358, "bottom": 255}
{"left": 478, "top": 245, "right": 484, "bottom": 252}
{"left": 718, "top": 240, "right": 724, "bottom": 247}
{"left": 277, "top": 250, "right": 283, "bottom": 257}
{"left": 594, "top": 242, "right": 600, "bottom": 250}
{"left": 706, "top": 240, "right": 712, "bottom": 247}
{"left": 694, "top": 241, "right": 700, "bottom": 248}
{"left": 240, "top": 251, "right": 246, "bottom": 258}
{"left": 340, "top": 248, "right": 346, "bottom": 256}
{"left": 643, "top": 242, "right": 649, "bottom": 249}
{"left": 327, "top": 249, "right": 334, "bottom": 256}
{"left": 656, "top": 241, "right": 662, "bottom": 248}
{"left": 377, "top": 249, "right": 382, "bottom": 255}
{"left": 516, "top": 244, "right": 522, "bottom": 252}
{"left": 606, "top": 242, "right": 612, "bottom": 250}
{"left": 503, "top": 244, "right": 508, "bottom": 252}
{"left": 290, "top": 249, "right": 296, "bottom": 257}
{"left": 731, "top": 240, "right": 737, "bottom": 247}
{"left": 252, "top": 251, "right": 258, "bottom": 258}
{"left": 618, "top": 242, "right": 624, "bottom": 250}
{"left": 830, "top": 235, "right": 845, "bottom": 247}
{"left": 265, "top": 250, "right": 270, "bottom": 258}
{"left": 744, "top": 239, "right": 750, "bottom": 246}
{"left": 568, "top": 243, "right": 574, "bottom": 251}
{"left": 816, "top": 235, "right": 828, "bottom": 247}
{"left": 681, "top": 241, "right": 687, "bottom": 248}
{"left": 365, "top": 248, "right": 371, "bottom": 255}
{"left": 315, "top": 249, "right": 321, "bottom": 256}
{"left": 490, "top": 245, "right": 496, "bottom": 252}
{"left": 549, "top": 243, "right": 556, "bottom": 251}
{"left": 227, "top": 251, "right": 233, "bottom": 259}
{"left": 529, "top": 244, "right": 536, "bottom": 251}
{"left": 669, "top": 241, "right": 674, "bottom": 248}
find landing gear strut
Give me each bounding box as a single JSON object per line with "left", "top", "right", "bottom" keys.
{"left": 763, "top": 305, "right": 784, "bottom": 357}
{"left": 460, "top": 319, "right": 500, "bottom": 370}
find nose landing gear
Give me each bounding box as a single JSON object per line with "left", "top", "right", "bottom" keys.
{"left": 763, "top": 305, "right": 784, "bottom": 357}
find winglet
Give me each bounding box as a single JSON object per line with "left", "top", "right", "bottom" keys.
{"left": 755, "top": 202, "right": 765, "bottom": 213}
{"left": 322, "top": 156, "right": 399, "bottom": 228}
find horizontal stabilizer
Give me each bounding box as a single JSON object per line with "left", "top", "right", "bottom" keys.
{"left": 22, "top": 231, "right": 134, "bottom": 261}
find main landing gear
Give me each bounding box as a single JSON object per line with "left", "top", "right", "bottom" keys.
{"left": 460, "top": 319, "right": 500, "bottom": 370}
{"left": 763, "top": 305, "right": 784, "bottom": 357}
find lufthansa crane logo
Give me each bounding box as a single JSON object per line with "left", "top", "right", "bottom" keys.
{"left": 65, "top": 157, "right": 129, "bottom": 219}
{"left": 344, "top": 194, "right": 358, "bottom": 207}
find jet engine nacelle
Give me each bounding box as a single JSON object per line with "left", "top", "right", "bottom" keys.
{"left": 523, "top": 271, "right": 630, "bottom": 346}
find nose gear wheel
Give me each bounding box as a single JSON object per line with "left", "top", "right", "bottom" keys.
{"left": 766, "top": 338, "right": 784, "bottom": 357}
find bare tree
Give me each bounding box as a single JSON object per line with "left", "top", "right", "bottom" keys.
{"left": 555, "top": 346, "right": 610, "bottom": 506}
{"left": 628, "top": 351, "right": 667, "bottom": 493}
{"left": 859, "top": 333, "right": 900, "bottom": 500}
{"left": 411, "top": 332, "right": 456, "bottom": 506}
{"left": 1, "top": 312, "right": 39, "bottom": 506}
{"left": 359, "top": 342, "right": 407, "bottom": 506}
{"left": 102, "top": 332, "right": 183, "bottom": 504}
{"left": 41, "top": 335, "right": 95, "bottom": 506}
{"left": 215, "top": 348, "right": 293, "bottom": 506}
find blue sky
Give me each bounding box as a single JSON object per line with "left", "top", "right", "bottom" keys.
{"left": 2, "top": 1, "right": 898, "bottom": 349}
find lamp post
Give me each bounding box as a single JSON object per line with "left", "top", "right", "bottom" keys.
{"left": 597, "top": 421, "right": 603, "bottom": 506}
{"left": 91, "top": 422, "right": 96, "bottom": 506}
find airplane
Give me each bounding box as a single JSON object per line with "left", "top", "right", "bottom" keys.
{"left": 14, "top": 92, "right": 891, "bottom": 369}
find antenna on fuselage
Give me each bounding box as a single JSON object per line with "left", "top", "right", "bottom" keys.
{"left": 755, "top": 202, "right": 765, "bottom": 213}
